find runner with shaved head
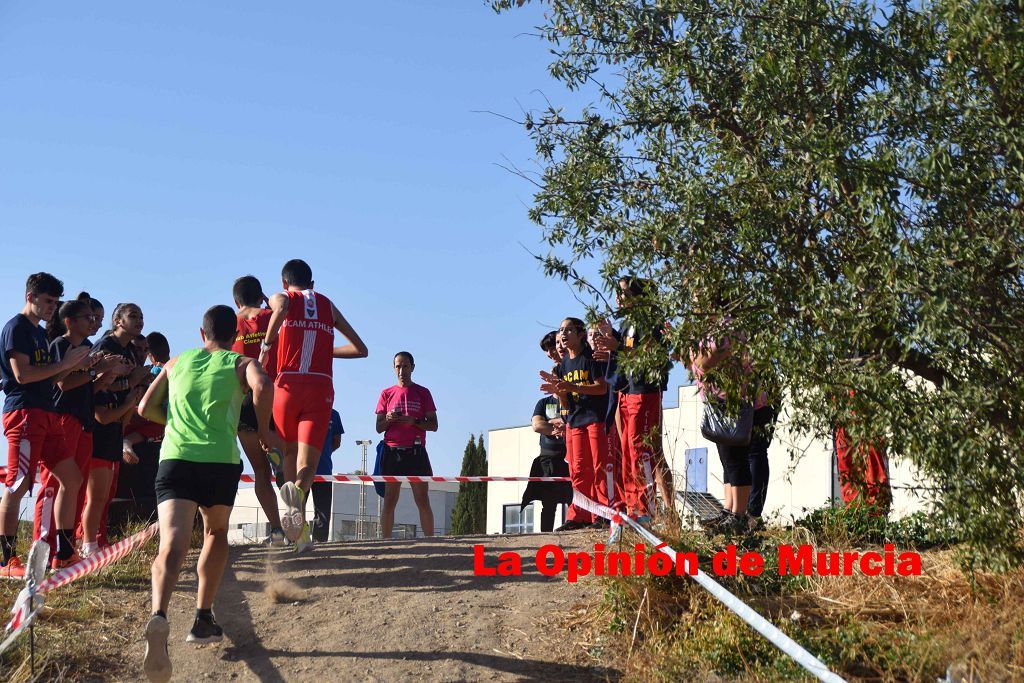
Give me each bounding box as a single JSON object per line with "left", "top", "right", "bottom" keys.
{"left": 138, "top": 304, "right": 273, "bottom": 682}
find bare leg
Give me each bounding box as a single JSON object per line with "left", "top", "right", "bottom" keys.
{"left": 381, "top": 483, "right": 401, "bottom": 539}
{"left": 81, "top": 466, "right": 116, "bottom": 544}
{"left": 723, "top": 483, "right": 735, "bottom": 512}
{"left": 238, "top": 432, "right": 281, "bottom": 528}
{"left": 409, "top": 482, "right": 433, "bottom": 537}
{"left": 295, "top": 442, "right": 322, "bottom": 495}
{"left": 151, "top": 499, "right": 198, "bottom": 614}
{"left": 49, "top": 456, "right": 83, "bottom": 529}
{"left": 732, "top": 485, "right": 751, "bottom": 515}
{"left": 653, "top": 452, "right": 675, "bottom": 514}
{"left": 283, "top": 441, "right": 299, "bottom": 484}
{"left": 0, "top": 479, "right": 31, "bottom": 537}
{"left": 195, "top": 505, "right": 232, "bottom": 610}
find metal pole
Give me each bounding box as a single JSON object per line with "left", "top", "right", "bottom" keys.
{"left": 355, "top": 440, "right": 373, "bottom": 540}
{"left": 29, "top": 593, "right": 35, "bottom": 676}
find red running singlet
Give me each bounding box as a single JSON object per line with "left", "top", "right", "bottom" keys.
{"left": 233, "top": 309, "right": 278, "bottom": 379}
{"left": 275, "top": 290, "right": 335, "bottom": 385}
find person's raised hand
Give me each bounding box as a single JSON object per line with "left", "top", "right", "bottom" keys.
{"left": 592, "top": 320, "right": 620, "bottom": 354}
{"left": 63, "top": 345, "right": 92, "bottom": 370}
{"left": 109, "top": 357, "right": 134, "bottom": 377}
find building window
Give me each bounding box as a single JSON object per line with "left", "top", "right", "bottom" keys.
{"left": 503, "top": 503, "right": 534, "bottom": 534}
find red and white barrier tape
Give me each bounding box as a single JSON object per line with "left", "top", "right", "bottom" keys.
{"left": 40, "top": 523, "right": 158, "bottom": 594}
{"left": 240, "top": 473, "right": 571, "bottom": 484}
{"left": 571, "top": 490, "right": 845, "bottom": 683}
{"left": 2, "top": 523, "right": 158, "bottom": 654}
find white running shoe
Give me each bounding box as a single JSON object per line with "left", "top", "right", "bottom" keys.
{"left": 294, "top": 523, "right": 314, "bottom": 555}
{"left": 143, "top": 614, "right": 172, "bottom": 683}
{"left": 279, "top": 482, "right": 305, "bottom": 542}
{"left": 264, "top": 528, "right": 288, "bottom": 547}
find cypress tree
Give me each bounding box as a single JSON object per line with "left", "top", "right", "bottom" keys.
{"left": 451, "top": 434, "right": 489, "bottom": 535}
{"left": 450, "top": 435, "right": 479, "bottom": 535}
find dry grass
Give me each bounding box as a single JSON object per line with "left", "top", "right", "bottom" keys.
{"left": 567, "top": 520, "right": 1024, "bottom": 682}
{"left": 0, "top": 521, "right": 165, "bottom": 682}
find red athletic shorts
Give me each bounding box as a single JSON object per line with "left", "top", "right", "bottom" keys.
{"left": 272, "top": 378, "right": 334, "bottom": 448}
{"left": 34, "top": 414, "right": 92, "bottom": 548}
{"left": 3, "top": 408, "right": 70, "bottom": 491}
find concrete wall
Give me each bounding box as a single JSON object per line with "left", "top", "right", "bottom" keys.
{"left": 486, "top": 385, "right": 932, "bottom": 534}
{"left": 229, "top": 480, "right": 459, "bottom": 544}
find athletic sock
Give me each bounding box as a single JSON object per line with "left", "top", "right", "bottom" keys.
{"left": 56, "top": 529, "right": 76, "bottom": 561}
{"left": 152, "top": 610, "right": 166, "bottom": 619}
{"left": 196, "top": 608, "right": 213, "bottom": 621}
{"left": 1, "top": 535, "right": 16, "bottom": 563}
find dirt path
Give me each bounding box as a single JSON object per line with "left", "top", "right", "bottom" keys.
{"left": 138, "top": 530, "right": 619, "bottom": 682}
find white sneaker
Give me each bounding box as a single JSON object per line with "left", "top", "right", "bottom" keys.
{"left": 279, "top": 483, "right": 305, "bottom": 542}
{"left": 143, "top": 614, "right": 172, "bottom": 683}
{"left": 294, "top": 523, "right": 314, "bottom": 555}
{"left": 264, "top": 528, "right": 288, "bottom": 547}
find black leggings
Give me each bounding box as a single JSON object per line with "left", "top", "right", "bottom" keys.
{"left": 311, "top": 481, "right": 332, "bottom": 542}
{"left": 716, "top": 406, "right": 776, "bottom": 517}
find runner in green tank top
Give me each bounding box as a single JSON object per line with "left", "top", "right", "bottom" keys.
{"left": 161, "top": 346, "right": 244, "bottom": 465}
{"left": 136, "top": 305, "right": 273, "bottom": 683}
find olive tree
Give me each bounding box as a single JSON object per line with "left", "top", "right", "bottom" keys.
{"left": 494, "top": 0, "right": 1024, "bottom": 569}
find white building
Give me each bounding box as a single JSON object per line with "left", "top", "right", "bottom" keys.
{"left": 229, "top": 480, "right": 459, "bottom": 544}
{"left": 486, "top": 384, "right": 932, "bottom": 534}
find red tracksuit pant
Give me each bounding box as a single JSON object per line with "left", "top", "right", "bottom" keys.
{"left": 565, "top": 421, "right": 612, "bottom": 523}
{"left": 619, "top": 392, "right": 661, "bottom": 517}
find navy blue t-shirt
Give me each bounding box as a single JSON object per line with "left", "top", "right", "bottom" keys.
{"left": 533, "top": 397, "right": 566, "bottom": 454}
{"left": 558, "top": 350, "right": 609, "bottom": 429}
{"left": 92, "top": 333, "right": 137, "bottom": 460}
{"left": 620, "top": 322, "right": 671, "bottom": 395}
{"left": 50, "top": 336, "right": 96, "bottom": 430}
{"left": 316, "top": 409, "right": 344, "bottom": 475}
{"left": 0, "top": 314, "right": 56, "bottom": 413}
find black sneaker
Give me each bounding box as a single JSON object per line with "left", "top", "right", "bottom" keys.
{"left": 589, "top": 519, "right": 611, "bottom": 530}
{"left": 186, "top": 614, "right": 224, "bottom": 644}
{"left": 554, "top": 520, "right": 590, "bottom": 532}
{"left": 699, "top": 511, "right": 731, "bottom": 530}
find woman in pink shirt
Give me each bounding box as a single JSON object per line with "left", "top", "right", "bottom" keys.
{"left": 375, "top": 351, "right": 438, "bottom": 539}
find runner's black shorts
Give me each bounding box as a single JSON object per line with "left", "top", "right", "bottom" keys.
{"left": 381, "top": 445, "right": 433, "bottom": 477}
{"left": 155, "top": 459, "right": 243, "bottom": 508}
{"left": 237, "top": 392, "right": 277, "bottom": 433}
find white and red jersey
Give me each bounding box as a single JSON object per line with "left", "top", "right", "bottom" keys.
{"left": 275, "top": 289, "right": 335, "bottom": 385}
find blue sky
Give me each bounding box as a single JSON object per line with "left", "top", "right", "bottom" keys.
{"left": 0, "top": 1, "right": 690, "bottom": 478}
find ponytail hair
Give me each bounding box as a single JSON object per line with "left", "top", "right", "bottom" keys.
{"left": 104, "top": 302, "right": 141, "bottom": 337}
{"left": 48, "top": 299, "right": 90, "bottom": 342}
{"left": 47, "top": 300, "right": 67, "bottom": 341}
